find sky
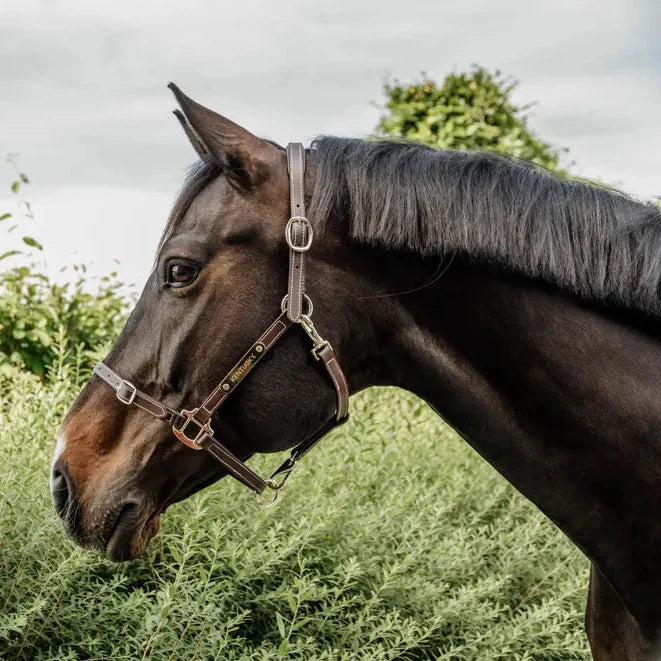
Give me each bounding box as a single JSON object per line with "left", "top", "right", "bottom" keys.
{"left": 1, "top": 0, "right": 660, "bottom": 288}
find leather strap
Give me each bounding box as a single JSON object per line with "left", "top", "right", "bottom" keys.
{"left": 285, "top": 143, "right": 311, "bottom": 323}
{"left": 93, "top": 362, "right": 180, "bottom": 423}
{"left": 194, "top": 312, "right": 293, "bottom": 425}
{"left": 201, "top": 434, "right": 269, "bottom": 493}
{"left": 94, "top": 359, "right": 274, "bottom": 492}
{"left": 315, "top": 343, "right": 349, "bottom": 421}
{"left": 90, "top": 141, "right": 350, "bottom": 497}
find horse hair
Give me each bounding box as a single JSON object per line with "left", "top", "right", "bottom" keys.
{"left": 165, "top": 137, "right": 661, "bottom": 316}
{"left": 310, "top": 137, "right": 661, "bottom": 316}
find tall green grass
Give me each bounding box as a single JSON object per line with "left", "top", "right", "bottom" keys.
{"left": 0, "top": 367, "right": 590, "bottom": 660}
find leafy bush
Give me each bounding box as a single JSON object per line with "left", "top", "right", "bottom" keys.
{"left": 376, "top": 66, "right": 567, "bottom": 173}
{"left": 0, "top": 377, "right": 590, "bottom": 660}
{"left": 0, "top": 74, "right": 593, "bottom": 659}
{"left": 0, "top": 267, "right": 128, "bottom": 376}
{"left": 0, "top": 157, "right": 129, "bottom": 376}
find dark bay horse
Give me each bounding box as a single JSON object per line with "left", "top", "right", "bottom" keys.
{"left": 51, "top": 85, "right": 661, "bottom": 660}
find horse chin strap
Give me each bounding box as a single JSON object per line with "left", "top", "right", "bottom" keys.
{"left": 93, "top": 143, "right": 349, "bottom": 501}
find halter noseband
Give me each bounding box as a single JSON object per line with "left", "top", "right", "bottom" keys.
{"left": 93, "top": 143, "right": 349, "bottom": 499}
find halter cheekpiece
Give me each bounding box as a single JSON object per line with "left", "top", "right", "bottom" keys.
{"left": 93, "top": 143, "right": 349, "bottom": 501}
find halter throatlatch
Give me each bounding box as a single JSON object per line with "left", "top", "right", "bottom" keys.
{"left": 93, "top": 143, "right": 349, "bottom": 500}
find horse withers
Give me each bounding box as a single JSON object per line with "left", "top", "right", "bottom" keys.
{"left": 51, "top": 85, "right": 661, "bottom": 660}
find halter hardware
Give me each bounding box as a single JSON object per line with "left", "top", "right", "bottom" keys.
{"left": 300, "top": 314, "right": 329, "bottom": 358}
{"left": 285, "top": 216, "right": 313, "bottom": 252}
{"left": 116, "top": 380, "right": 137, "bottom": 406}
{"left": 92, "top": 143, "right": 349, "bottom": 498}
{"left": 172, "top": 408, "right": 213, "bottom": 450}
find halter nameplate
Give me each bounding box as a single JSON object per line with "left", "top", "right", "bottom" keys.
{"left": 92, "top": 143, "right": 349, "bottom": 498}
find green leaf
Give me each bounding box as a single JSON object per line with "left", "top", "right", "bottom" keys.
{"left": 286, "top": 593, "right": 297, "bottom": 614}
{"left": 275, "top": 611, "right": 287, "bottom": 639}
{"left": 22, "top": 236, "right": 43, "bottom": 251}
{"left": 0, "top": 212, "right": 11, "bottom": 221}
{"left": 29, "top": 329, "right": 52, "bottom": 346}
{"left": 278, "top": 639, "right": 289, "bottom": 656}
{"left": 0, "top": 250, "right": 21, "bottom": 261}
{"left": 11, "top": 180, "right": 20, "bottom": 194}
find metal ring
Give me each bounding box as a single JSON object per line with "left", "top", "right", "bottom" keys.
{"left": 254, "top": 487, "right": 279, "bottom": 507}
{"left": 281, "top": 293, "right": 313, "bottom": 316}
{"left": 285, "top": 217, "right": 313, "bottom": 252}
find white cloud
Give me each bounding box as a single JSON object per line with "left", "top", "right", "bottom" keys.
{"left": 0, "top": 186, "right": 173, "bottom": 287}
{"left": 1, "top": 0, "right": 659, "bottom": 284}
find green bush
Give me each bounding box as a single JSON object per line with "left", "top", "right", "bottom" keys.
{"left": 0, "top": 376, "right": 590, "bottom": 660}
{"left": 376, "top": 66, "right": 567, "bottom": 173}
{"left": 0, "top": 267, "right": 128, "bottom": 377}
{"left": 0, "top": 157, "right": 129, "bottom": 377}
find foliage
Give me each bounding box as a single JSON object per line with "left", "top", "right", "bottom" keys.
{"left": 0, "top": 374, "right": 590, "bottom": 660}
{"left": 0, "top": 267, "right": 128, "bottom": 376}
{"left": 376, "top": 66, "right": 567, "bottom": 173}
{"left": 0, "top": 71, "right": 592, "bottom": 659}
{"left": 1, "top": 155, "right": 37, "bottom": 263}
{"left": 0, "top": 157, "right": 129, "bottom": 376}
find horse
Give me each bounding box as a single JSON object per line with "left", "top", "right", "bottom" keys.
{"left": 50, "top": 84, "right": 661, "bottom": 660}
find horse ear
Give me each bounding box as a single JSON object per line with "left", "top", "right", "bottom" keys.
{"left": 168, "top": 83, "right": 280, "bottom": 188}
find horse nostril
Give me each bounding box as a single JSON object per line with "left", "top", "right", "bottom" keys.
{"left": 50, "top": 460, "right": 71, "bottom": 515}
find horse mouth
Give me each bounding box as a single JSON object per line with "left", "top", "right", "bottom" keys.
{"left": 105, "top": 503, "right": 161, "bottom": 562}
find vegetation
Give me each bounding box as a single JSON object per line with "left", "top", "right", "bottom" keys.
{"left": 0, "top": 368, "right": 590, "bottom": 659}
{"left": 0, "top": 69, "right": 593, "bottom": 658}
{"left": 0, "top": 157, "right": 128, "bottom": 377}
{"left": 376, "top": 66, "right": 567, "bottom": 173}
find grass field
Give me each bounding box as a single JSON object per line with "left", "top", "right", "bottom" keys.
{"left": 0, "top": 367, "right": 590, "bottom": 660}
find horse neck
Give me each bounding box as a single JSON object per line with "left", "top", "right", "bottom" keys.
{"left": 356, "top": 253, "right": 661, "bottom": 634}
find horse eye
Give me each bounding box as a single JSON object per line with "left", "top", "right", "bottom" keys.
{"left": 165, "top": 261, "right": 199, "bottom": 287}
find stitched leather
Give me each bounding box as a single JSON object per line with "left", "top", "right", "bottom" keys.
{"left": 316, "top": 343, "right": 350, "bottom": 421}
{"left": 200, "top": 436, "right": 268, "bottom": 492}
{"left": 195, "top": 312, "right": 293, "bottom": 425}
{"left": 286, "top": 143, "right": 308, "bottom": 322}
{"left": 93, "top": 363, "right": 179, "bottom": 422}
{"left": 90, "top": 141, "right": 351, "bottom": 496}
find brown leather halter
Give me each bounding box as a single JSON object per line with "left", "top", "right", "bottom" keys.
{"left": 93, "top": 143, "right": 349, "bottom": 499}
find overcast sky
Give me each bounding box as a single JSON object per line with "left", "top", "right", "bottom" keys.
{"left": 1, "top": 0, "right": 659, "bottom": 287}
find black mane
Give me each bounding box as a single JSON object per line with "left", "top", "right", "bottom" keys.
{"left": 309, "top": 137, "right": 661, "bottom": 316}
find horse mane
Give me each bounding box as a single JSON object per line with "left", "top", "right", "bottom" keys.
{"left": 162, "top": 136, "right": 661, "bottom": 317}
{"left": 309, "top": 136, "right": 661, "bottom": 316}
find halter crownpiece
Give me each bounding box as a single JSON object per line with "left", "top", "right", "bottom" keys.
{"left": 93, "top": 143, "right": 349, "bottom": 499}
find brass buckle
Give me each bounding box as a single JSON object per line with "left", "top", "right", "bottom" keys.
{"left": 172, "top": 408, "right": 213, "bottom": 450}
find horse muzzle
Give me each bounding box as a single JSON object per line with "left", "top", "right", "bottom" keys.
{"left": 50, "top": 457, "right": 161, "bottom": 561}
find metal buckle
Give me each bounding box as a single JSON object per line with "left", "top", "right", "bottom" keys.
{"left": 267, "top": 459, "right": 296, "bottom": 490}
{"left": 172, "top": 408, "right": 212, "bottom": 450}
{"left": 116, "top": 380, "right": 137, "bottom": 405}
{"left": 285, "top": 216, "right": 313, "bottom": 252}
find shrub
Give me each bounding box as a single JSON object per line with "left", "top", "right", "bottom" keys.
{"left": 0, "top": 266, "right": 128, "bottom": 376}
{"left": 376, "top": 66, "right": 567, "bottom": 173}
{"left": 0, "top": 157, "right": 129, "bottom": 377}
{"left": 0, "top": 379, "right": 590, "bottom": 660}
